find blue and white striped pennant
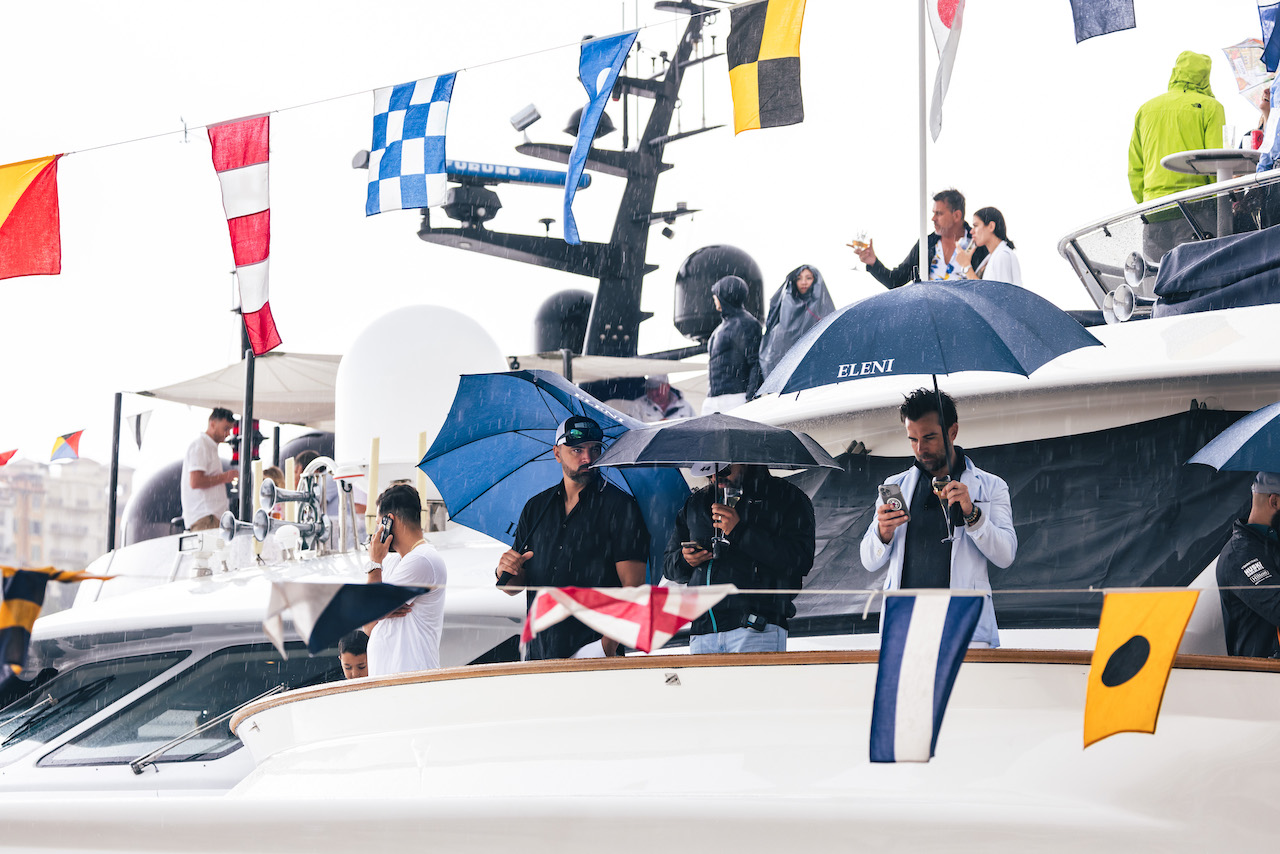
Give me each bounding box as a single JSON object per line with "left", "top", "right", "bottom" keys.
{"left": 869, "top": 592, "right": 983, "bottom": 763}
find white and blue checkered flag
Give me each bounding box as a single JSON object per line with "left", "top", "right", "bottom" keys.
{"left": 869, "top": 592, "right": 983, "bottom": 763}
{"left": 366, "top": 73, "right": 456, "bottom": 216}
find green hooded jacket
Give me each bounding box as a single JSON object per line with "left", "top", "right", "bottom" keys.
{"left": 1127, "top": 51, "right": 1226, "bottom": 203}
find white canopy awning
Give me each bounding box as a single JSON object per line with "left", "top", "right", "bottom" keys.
{"left": 137, "top": 352, "right": 342, "bottom": 430}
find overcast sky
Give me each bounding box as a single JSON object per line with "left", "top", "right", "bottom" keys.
{"left": 0, "top": 0, "right": 1268, "bottom": 488}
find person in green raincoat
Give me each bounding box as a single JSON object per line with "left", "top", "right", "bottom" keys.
{"left": 1128, "top": 51, "right": 1226, "bottom": 264}
{"left": 1128, "top": 51, "right": 1226, "bottom": 204}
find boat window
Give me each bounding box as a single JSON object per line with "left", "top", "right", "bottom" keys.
{"left": 0, "top": 651, "right": 189, "bottom": 762}
{"left": 38, "top": 642, "right": 340, "bottom": 768}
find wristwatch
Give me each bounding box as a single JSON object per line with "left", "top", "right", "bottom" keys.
{"left": 366, "top": 562, "right": 382, "bottom": 574}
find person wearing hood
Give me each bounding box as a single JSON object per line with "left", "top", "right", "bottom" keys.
{"left": 703, "top": 275, "right": 763, "bottom": 414}
{"left": 757, "top": 264, "right": 836, "bottom": 384}
{"left": 1128, "top": 51, "right": 1225, "bottom": 264}
{"left": 1128, "top": 51, "right": 1225, "bottom": 204}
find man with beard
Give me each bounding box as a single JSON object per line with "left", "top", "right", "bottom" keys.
{"left": 860, "top": 388, "right": 1017, "bottom": 648}
{"left": 496, "top": 416, "right": 649, "bottom": 660}
{"left": 663, "top": 462, "right": 815, "bottom": 653}
{"left": 1216, "top": 472, "right": 1280, "bottom": 657}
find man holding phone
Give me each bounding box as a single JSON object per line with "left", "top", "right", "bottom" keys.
{"left": 496, "top": 416, "right": 649, "bottom": 660}
{"left": 663, "top": 462, "right": 815, "bottom": 653}
{"left": 860, "top": 388, "right": 1017, "bottom": 648}
{"left": 365, "top": 483, "right": 446, "bottom": 676}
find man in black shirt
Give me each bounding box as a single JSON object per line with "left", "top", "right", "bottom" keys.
{"left": 852, "top": 189, "right": 987, "bottom": 287}
{"left": 1217, "top": 471, "right": 1280, "bottom": 658}
{"left": 496, "top": 416, "right": 649, "bottom": 659}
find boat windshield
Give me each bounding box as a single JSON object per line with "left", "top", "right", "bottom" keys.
{"left": 37, "top": 642, "right": 340, "bottom": 768}
{"left": 0, "top": 651, "right": 190, "bottom": 762}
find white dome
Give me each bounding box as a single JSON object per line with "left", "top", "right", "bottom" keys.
{"left": 335, "top": 305, "right": 506, "bottom": 499}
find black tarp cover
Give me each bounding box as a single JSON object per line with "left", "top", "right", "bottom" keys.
{"left": 787, "top": 409, "right": 1250, "bottom": 635}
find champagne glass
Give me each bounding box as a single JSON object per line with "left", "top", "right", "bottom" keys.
{"left": 847, "top": 230, "right": 870, "bottom": 270}
{"left": 723, "top": 484, "right": 743, "bottom": 509}
{"left": 933, "top": 476, "right": 957, "bottom": 543}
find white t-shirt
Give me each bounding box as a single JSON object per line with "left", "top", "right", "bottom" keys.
{"left": 180, "top": 433, "right": 227, "bottom": 527}
{"left": 368, "top": 542, "right": 447, "bottom": 676}
{"left": 977, "top": 241, "right": 1022, "bottom": 287}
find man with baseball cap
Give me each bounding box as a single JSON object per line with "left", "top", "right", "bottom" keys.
{"left": 1216, "top": 471, "right": 1280, "bottom": 657}
{"left": 496, "top": 415, "right": 649, "bottom": 659}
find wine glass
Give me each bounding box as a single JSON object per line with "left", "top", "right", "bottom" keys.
{"left": 847, "top": 230, "right": 870, "bottom": 270}
{"left": 932, "top": 475, "right": 957, "bottom": 543}
{"left": 723, "top": 484, "right": 743, "bottom": 509}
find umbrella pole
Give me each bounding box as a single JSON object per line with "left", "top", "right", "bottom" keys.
{"left": 932, "top": 374, "right": 954, "bottom": 470}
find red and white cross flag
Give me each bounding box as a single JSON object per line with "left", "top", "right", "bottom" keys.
{"left": 521, "top": 584, "right": 736, "bottom": 653}
{"left": 208, "top": 115, "right": 281, "bottom": 355}
{"left": 927, "top": 0, "right": 966, "bottom": 141}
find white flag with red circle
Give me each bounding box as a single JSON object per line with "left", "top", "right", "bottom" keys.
{"left": 521, "top": 584, "right": 736, "bottom": 653}
{"left": 927, "top": 0, "right": 966, "bottom": 141}
{"left": 208, "top": 115, "right": 281, "bottom": 355}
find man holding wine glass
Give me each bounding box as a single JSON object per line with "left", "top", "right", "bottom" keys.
{"left": 859, "top": 389, "right": 1018, "bottom": 648}
{"left": 663, "top": 462, "right": 815, "bottom": 654}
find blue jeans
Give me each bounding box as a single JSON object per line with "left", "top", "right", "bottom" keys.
{"left": 689, "top": 624, "right": 787, "bottom": 654}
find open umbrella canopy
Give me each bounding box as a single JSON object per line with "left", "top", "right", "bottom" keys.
{"left": 757, "top": 280, "right": 1104, "bottom": 396}
{"left": 594, "top": 413, "right": 841, "bottom": 471}
{"left": 419, "top": 370, "right": 689, "bottom": 580}
{"left": 1188, "top": 400, "right": 1280, "bottom": 472}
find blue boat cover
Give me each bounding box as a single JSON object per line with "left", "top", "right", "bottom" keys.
{"left": 1153, "top": 222, "right": 1280, "bottom": 317}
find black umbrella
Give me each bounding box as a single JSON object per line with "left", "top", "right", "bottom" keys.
{"left": 593, "top": 413, "right": 842, "bottom": 471}
{"left": 594, "top": 413, "right": 840, "bottom": 554}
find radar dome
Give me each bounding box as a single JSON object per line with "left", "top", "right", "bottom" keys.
{"left": 335, "top": 306, "right": 506, "bottom": 499}
{"left": 673, "top": 245, "right": 765, "bottom": 342}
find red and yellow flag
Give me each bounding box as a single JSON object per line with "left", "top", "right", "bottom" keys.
{"left": 1084, "top": 590, "right": 1199, "bottom": 748}
{"left": 0, "top": 155, "right": 62, "bottom": 281}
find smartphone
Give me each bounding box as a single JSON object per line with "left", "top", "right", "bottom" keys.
{"left": 379, "top": 514, "right": 394, "bottom": 543}
{"left": 878, "top": 484, "right": 909, "bottom": 518}
{"left": 681, "top": 540, "right": 708, "bottom": 551}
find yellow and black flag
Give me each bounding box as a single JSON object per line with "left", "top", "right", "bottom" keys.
{"left": 727, "top": 0, "right": 806, "bottom": 134}
{"left": 1083, "top": 590, "right": 1199, "bottom": 748}
{"left": 1, "top": 566, "right": 109, "bottom": 677}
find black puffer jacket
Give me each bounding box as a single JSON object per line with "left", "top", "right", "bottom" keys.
{"left": 708, "top": 275, "right": 762, "bottom": 397}
{"left": 663, "top": 467, "right": 815, "bottom": 634}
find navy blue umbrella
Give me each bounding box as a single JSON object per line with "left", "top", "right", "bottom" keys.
{"left": 1188, "top": 401, "right": 1280, "bottom": 472}
{"left": 419, "top": 370, "right": 689, "bottom": 582}
{"left": 757, "top": 280, "right": 1104, "bottom": 397}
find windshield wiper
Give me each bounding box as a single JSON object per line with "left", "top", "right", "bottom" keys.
{"left": 129, "top": 684, "right": 285, "bottom": 775}
{"left": 0, "top": 676, "right": 115, "bottom": 748}
{"left": 0, "top": 694, "right": 55, "bottom": 730}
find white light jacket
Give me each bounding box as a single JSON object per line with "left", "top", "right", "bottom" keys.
{"left": 860, "top": 455, "right": 1017, "bottom": 647}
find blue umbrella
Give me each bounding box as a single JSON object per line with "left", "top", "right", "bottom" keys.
{"left": 1188, "top": 401, "right": 1280, "bottom": 472}
{"left": 757, "top": 280, "right": 1104, "bottom": 397}
{"left": 419, "top": 370, "right": 689, "bottom": 582}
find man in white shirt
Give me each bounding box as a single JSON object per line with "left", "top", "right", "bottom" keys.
{"left": 180, "top": 408, "right": 238, "bottom": 531}
{"left": 365, "top": 484, "right": 447, "bottom": 675}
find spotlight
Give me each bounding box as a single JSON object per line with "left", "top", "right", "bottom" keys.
{"left": 510, "top": 104, "right": 541, "bottom": 132}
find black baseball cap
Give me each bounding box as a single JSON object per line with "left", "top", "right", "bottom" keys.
{"left": 555, "top": 416, "right": 604, "bottom": 447}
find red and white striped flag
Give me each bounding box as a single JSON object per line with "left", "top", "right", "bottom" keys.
{"left": 208, "top": 115, "right": 280, "bottom": 355}
{"left": 521, "top": 584, "right": 736, "bottom": 653}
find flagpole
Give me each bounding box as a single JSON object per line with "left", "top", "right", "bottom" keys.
{"left": 239, "top": 348, "right": 255, "bottom": 522}
{"left": 918, "top": 0, "right": 929, "bottom": 283}
{"left": 107, "top": 392, "right": 122, "bottom": 552}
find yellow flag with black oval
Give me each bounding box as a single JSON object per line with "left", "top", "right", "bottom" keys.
{"left": 1084, "top": 590, "right": 1199, "bottom": 748}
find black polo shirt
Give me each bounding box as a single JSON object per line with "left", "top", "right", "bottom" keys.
{"left": 900, "top": 448, "right": 967, "bottom": 590}
{"left": 514, "top": 474, "right": 649, "bottom": 660}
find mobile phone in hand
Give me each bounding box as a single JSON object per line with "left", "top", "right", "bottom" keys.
{"left": 681, "top": 540, "right": 709, "bottom": 551}
{"left": 379, "top": 514, "right": 393, "bottom": 543}
{"left": 878, "top": 484, "right": 909, "bottom": 519}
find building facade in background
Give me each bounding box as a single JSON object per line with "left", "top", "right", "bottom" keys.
{"left": 0, "top": 458, "right": 132, "bottom": 571}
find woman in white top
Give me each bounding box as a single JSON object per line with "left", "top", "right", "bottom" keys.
{"left": 956, "top": 206, "right": 1022, "bottom": 286}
